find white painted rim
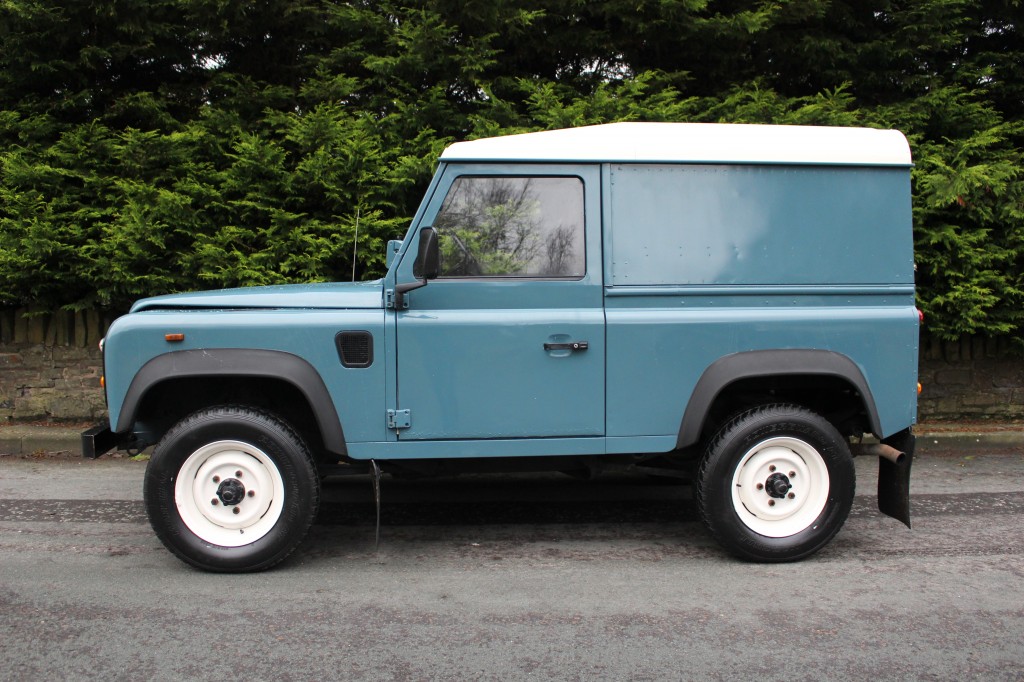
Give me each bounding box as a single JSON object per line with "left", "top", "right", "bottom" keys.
{"left": 730, "top": 436, "right": 830, "bottom": 538}
{"left": 174, "top": 440, "right": 285, "bottom": 547}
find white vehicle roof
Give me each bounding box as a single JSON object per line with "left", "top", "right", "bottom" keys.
{"left": 440, "top": 122, "right": 912, "bottom": 166}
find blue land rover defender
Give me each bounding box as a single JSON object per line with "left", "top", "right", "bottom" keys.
{"left": 84, "top": 123, "right": 919, "bottom": 572}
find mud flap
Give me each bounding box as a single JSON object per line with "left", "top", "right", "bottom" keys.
{"left": 877, "top": 428, "right": 914, "bottom": 529}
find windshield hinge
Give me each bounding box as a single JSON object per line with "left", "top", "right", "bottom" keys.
{"left": 386, "top": 409, "right": 411, "bottom": 430}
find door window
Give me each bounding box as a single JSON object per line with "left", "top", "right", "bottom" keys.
{"left": 432, "top": 176, "right": 585, "bottom": 278}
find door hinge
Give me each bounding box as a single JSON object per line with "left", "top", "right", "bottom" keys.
{"left": 387, "top": 409, "right": 411, "bottom": 430}
{"left": 384, "top": 289, "right": 410, "bottom": 310}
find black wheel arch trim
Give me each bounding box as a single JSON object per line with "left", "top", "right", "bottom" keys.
{"left": 676, "top": 349, "right": 882, "bottom": 449}
{"left": 115, "top": 349, "right": 347, "bottom": 455}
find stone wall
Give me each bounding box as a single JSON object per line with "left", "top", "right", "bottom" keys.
{"left": 2, "top": 308, "right": 1023, "bottom": 424}
{"left": 917, "top": 336, "right": 1024, "bottom": 421}
{"left": 0, "top": 309, "right": 113, "bottom": 423}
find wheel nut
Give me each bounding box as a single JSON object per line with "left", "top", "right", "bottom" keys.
{"left": 232, "top": 507, "right": 240, "bottom": 515}
{"left": 788, "top": 492, "right": 795, "bottom": 499}
{"left": 768, "top": 499, "right": 776, "bottom": 507}
{"left": 212, "top": 475, "right": 220, "bottom": 483}
{"left": 247, "top": 490, "right": 255, "bottom": 497}
{"left": 756, "top": 483, "right": 764, "bottom": 490}
{"left": 211, "top": 499, "right": 219, "bottom": 506}
{"left": 236, "top": 470, "right": 243, "bottom": 478}
{"left": 769, "top": 465, "right": 777, "bottom": 472}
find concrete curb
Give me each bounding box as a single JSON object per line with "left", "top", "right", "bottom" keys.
{"left": 914, "top": 429, "right": 1024, "bottom": 452}
{"left": 3, "top": 424, "right": 1024, "bottom": 459}
{"left": 0, "top": 426, "right": 83, "bottom": 455}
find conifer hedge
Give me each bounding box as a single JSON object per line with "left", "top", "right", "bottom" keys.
{"left": 1, "top": 1, "right": 1022, "bottom": 342}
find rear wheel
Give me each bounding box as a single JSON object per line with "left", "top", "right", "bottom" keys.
{"left": 696, "top": 404, "right": 855, "bottom": 562}
{"left": 144, "top": 405, "right": 320, "bottom": 572}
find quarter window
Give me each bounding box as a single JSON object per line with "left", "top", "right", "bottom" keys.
{"left": 433, "top": 176, "right": 585, "bottom": 278}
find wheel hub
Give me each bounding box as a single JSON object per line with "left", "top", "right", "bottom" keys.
{"left": 216, "top": 478, "right": 246, "bottom": 506}
{"left": 764, "top": 472, "right": 792, "bottom": 498}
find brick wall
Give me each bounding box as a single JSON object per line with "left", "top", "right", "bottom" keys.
{"left": 2, "top": 308, "right": 1023, "bottom": 424}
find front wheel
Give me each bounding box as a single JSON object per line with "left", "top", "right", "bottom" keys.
{"left": 144, "top": 406, "right": 320, "bottom": 572}
{"left": 696, "top": 404, "right": 855, "bottom": 562}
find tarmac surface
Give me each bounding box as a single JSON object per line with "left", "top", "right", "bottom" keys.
{"left": 0, "top": 423, "right": 1023, "bottom": 679}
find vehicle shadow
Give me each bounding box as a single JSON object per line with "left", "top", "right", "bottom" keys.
{"left": 293, "top": 472, "right": 715, "bottom": 566}
{"left": 316, "top": 471, "right": 697, "bottom": 527}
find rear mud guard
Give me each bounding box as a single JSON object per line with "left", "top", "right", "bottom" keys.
{"left": 877, "top": 428, "right": 914, "bottom": 528}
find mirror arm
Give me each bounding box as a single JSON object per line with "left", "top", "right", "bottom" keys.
{"left": 393, "top": 278, "right": 427, "bottom": 309}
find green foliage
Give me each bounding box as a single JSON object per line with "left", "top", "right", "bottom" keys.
{"left": 1, "top": 0, "right": 1022, "bottom": 343}
{"left": 902, "top": 96, "right": 1024, "bottom": 339}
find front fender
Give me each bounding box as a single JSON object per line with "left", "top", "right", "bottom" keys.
{"left": 115, "top": 348, "right": 347, "bottom": 455}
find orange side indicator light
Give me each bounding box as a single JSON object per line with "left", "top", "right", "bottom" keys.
{"left": 165, "top": 333, "right": 185, "bottom": 343}
{"left": 917, "top": 383, "right": 923, "bottom": 395}
{"left": 100, "top": 376, "right": 105, "bottom": 389}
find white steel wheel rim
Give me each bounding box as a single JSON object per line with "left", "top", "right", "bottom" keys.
{"left": 174, "top": 440, "right": 285, "bottom": 547}
{"left": 731, "top": 436, "right": 830, "bottom": 538}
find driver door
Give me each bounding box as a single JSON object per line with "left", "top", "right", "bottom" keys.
{"left": 394, "top": 164, "right": 604, "bottom": 442}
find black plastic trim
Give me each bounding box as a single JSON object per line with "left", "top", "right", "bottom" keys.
{"left": 676, "top": 349, "right": 882, "bottom": 449}
{"left": 115, "top": 349, "right": 347, "bottom": 455}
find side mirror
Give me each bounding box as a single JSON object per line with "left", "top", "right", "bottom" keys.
{"left": 414, "top": 227, "right": 440, "bottom": 280}
{"left": 396, "top": 227, "right": 440, "bottom": 307}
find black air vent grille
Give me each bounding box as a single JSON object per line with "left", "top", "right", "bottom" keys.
{"left": 336, "top": 331, "right": 373, "bottom": 368}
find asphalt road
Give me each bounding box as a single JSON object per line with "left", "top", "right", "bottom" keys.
{"left": 1, "top": 449, "right": 1022, "bottom": 681}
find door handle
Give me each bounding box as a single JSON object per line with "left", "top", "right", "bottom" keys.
{"left": 544, "top": 341, "right": 589, "bottom": 352}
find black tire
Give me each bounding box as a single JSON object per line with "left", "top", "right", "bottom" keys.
{"left": 695, "top": 404, "right": 855, "bottom": 562}
{"left": 144, "top": 405, "right": 320, "bottom": 572}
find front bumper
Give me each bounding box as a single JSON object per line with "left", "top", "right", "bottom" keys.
{"left": 81, "top": 424, "right": 121, "bottom": 459}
